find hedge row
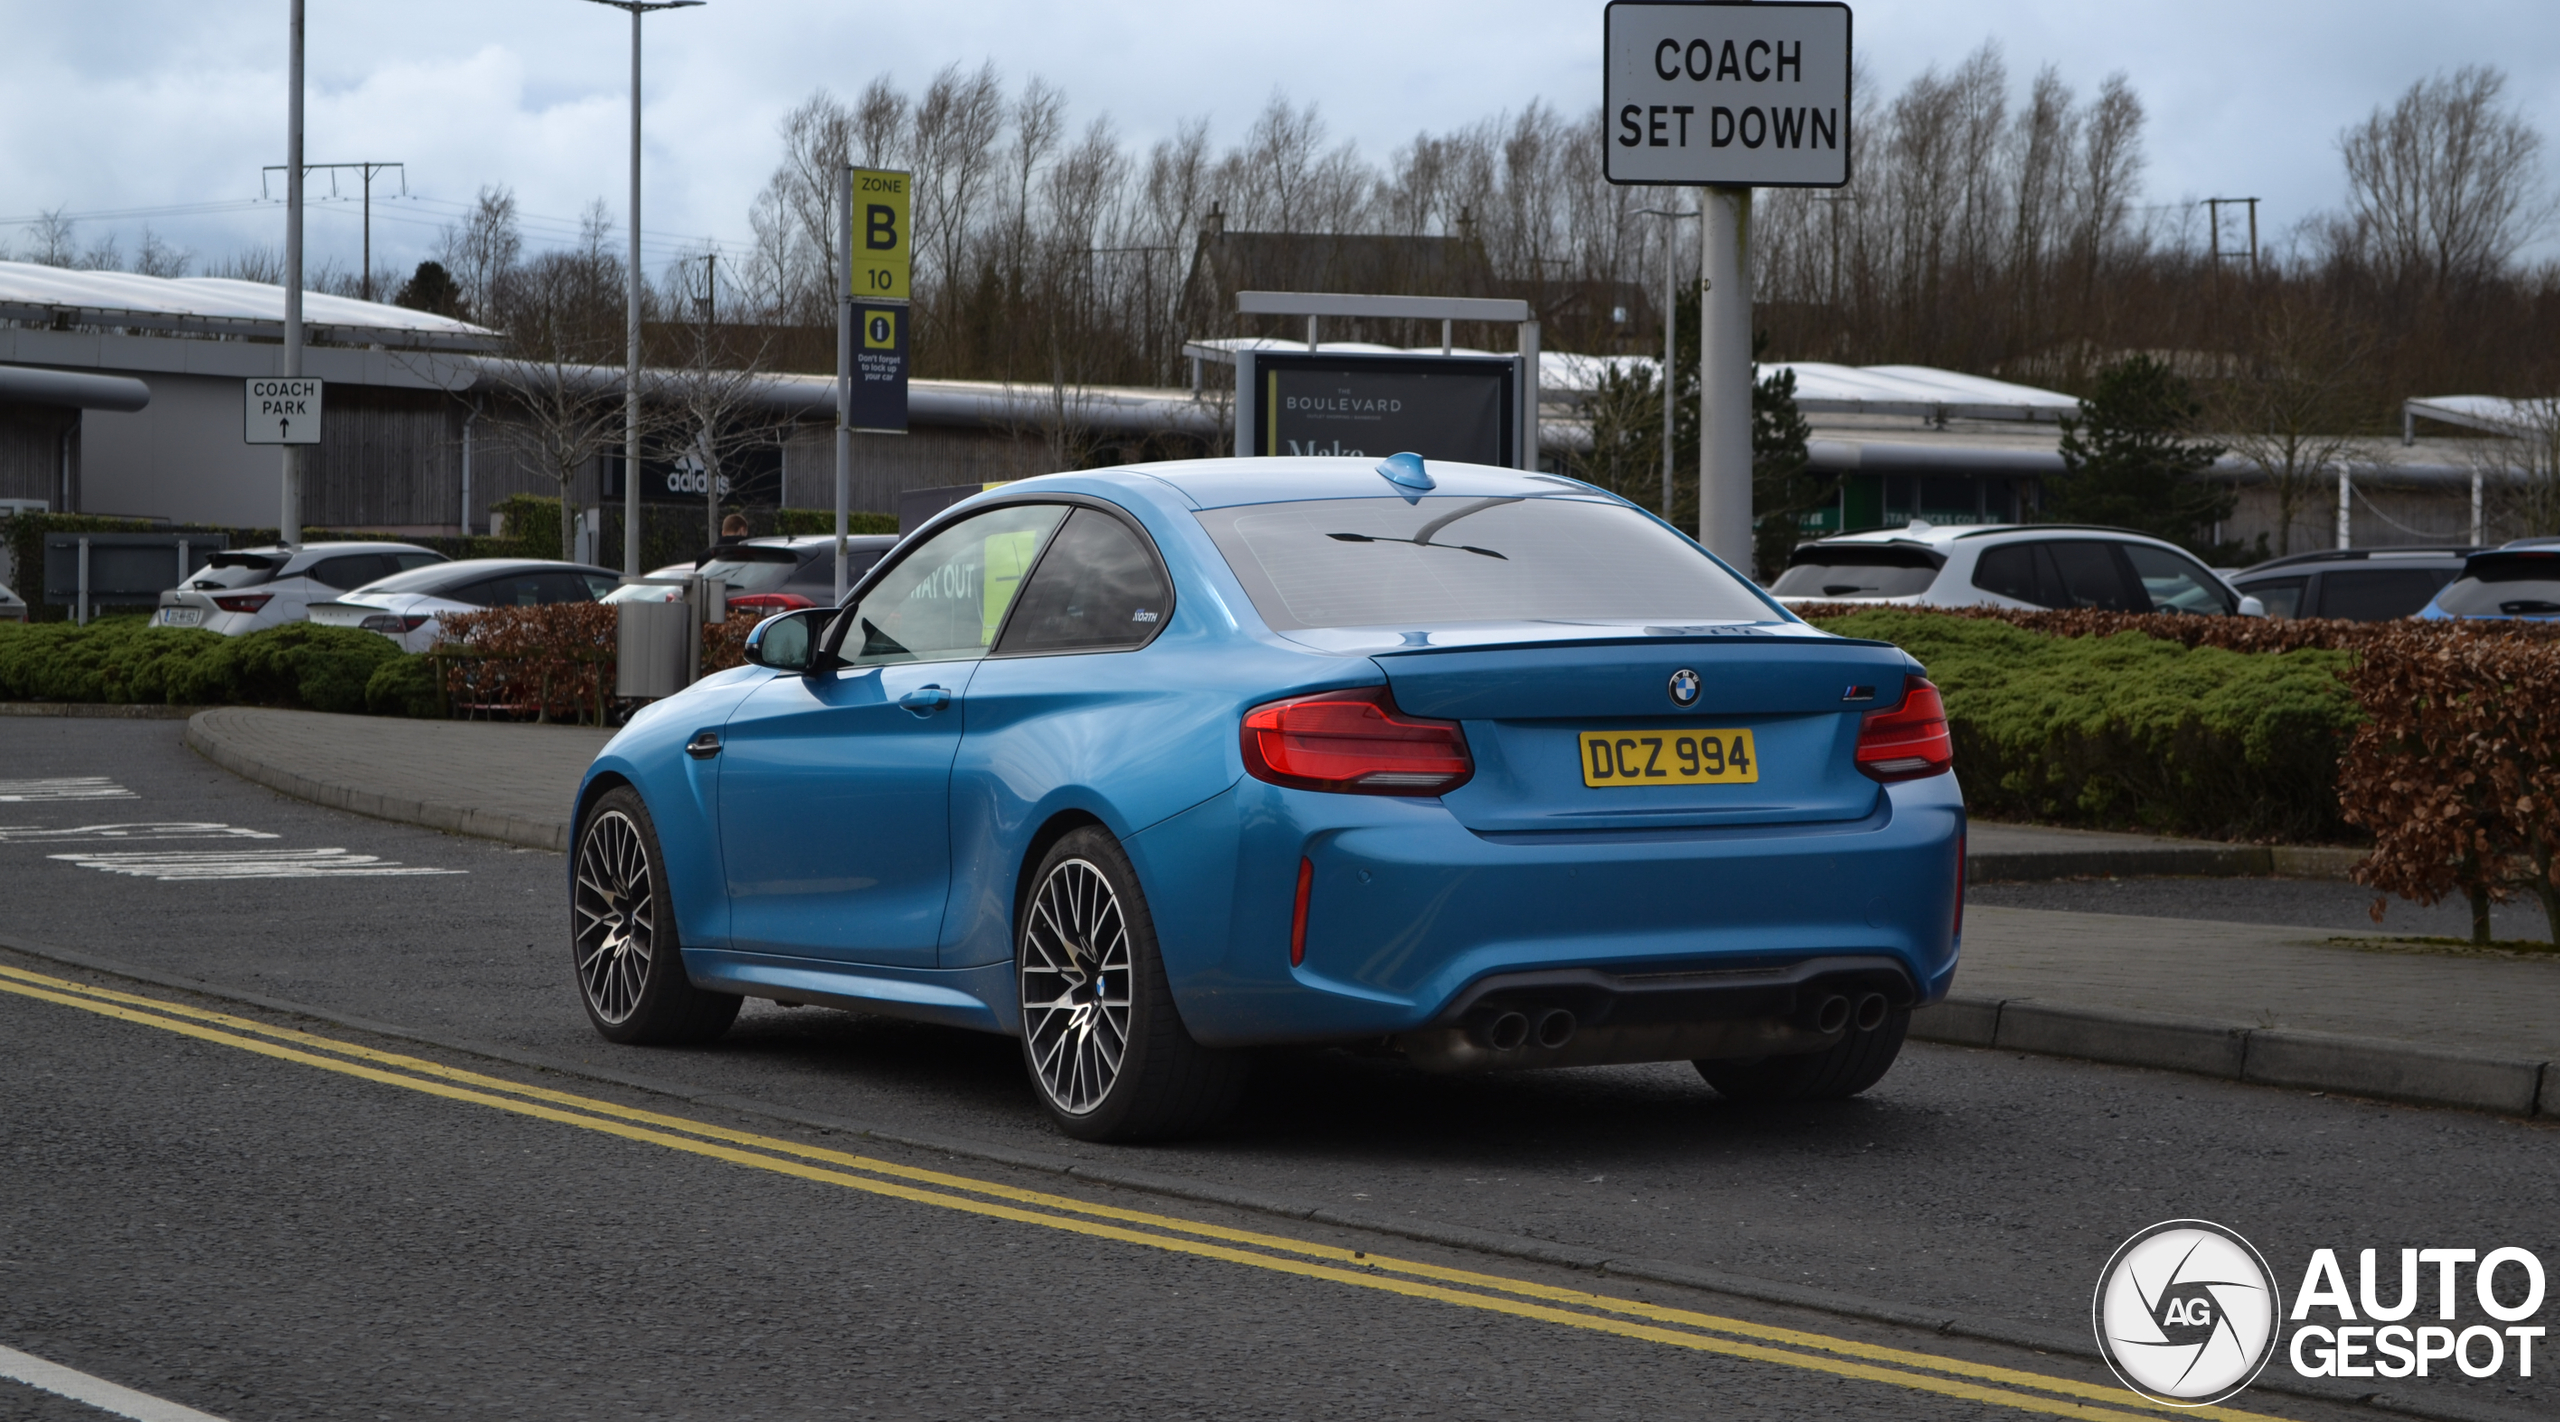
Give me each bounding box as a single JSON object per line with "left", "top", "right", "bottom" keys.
{"left": 1806, "top": 609, "right": 2364, "bottom": 842}
{"left": 0, "top": 618, "right": 431, "bottom": 716}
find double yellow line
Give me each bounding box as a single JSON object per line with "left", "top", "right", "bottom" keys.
{"left": 0, "top": 962, "right": 2294, "bottom": 1422}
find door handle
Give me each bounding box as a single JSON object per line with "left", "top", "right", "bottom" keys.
{"left": 686, "top": 730, "right": 722, "bottom": 759}
{"left": 898, "top": 685, "right": 952, "bottom": 716}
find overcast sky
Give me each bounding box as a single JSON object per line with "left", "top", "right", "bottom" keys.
{"left": 5, "top": 0, "right": 2557, "bottom": 283}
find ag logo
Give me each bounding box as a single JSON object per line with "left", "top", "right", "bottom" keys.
{"left": 2094, "top": 1220, "right": 2281, "bottom": 1406}
{"left": 1667, "top": 668, "right": 1701, "bottom": 707}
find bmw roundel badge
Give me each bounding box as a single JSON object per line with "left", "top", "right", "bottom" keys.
{"left": 1668, "top": 668, "right": 1701, "bottom": 707}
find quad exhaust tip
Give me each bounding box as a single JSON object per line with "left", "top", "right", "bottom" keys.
{"left": 1812, "top": 994, "right": 1851, "bottom": 1035}
{"left": 1485, "top": 1011, "right": 1531, "bottom": 1052}
{"left": 1535, "top": 1008, "right": 1577, "bottom": 1050}
{"left": 1854, "top": 992, "right": 1889, "bottom": 1033}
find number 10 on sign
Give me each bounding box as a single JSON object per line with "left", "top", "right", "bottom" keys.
{"left": 847, "top": 168, "right": 910, "bottom": 301}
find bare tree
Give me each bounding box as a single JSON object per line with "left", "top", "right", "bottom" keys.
{"left": 658, "top": 254, "right": 792, "bottom": 547}
{"left": 2340, "top": 65, "right": 2555, "bottom": 292}
{"left": 133, "top": 227, "right": 191, "bottom": 278}
{"left": 2217, "top": 295, "right": 2374, "bottom": 555}
{"left": 910, "top": 62, "right": 1007, "bottom": 311}
{"left": 24, "top": 207, "right": 80, "bottom": 267}
{"left": 436, "top": 185, "right": 524, "bottom": 320}
{"left": 2472, "top": 397, "right": 2560, "bottom": 540}
{"left": 479, "top": 213, "right": 627, "bottom": 560}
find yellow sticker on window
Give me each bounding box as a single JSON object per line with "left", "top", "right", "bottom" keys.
{"left": 981, "top": 529, "right": 1042, "bottom": 644}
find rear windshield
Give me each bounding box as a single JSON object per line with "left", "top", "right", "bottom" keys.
{"left": 186, "top": 552, "right": 279, "bottom": 590}
{"left": 694, "top": 555, "right": 798, "bottom": 593}
{"left": 1193, "top": 496, "right": 1772, "bottom": 631}
{"left": 1769, "top": 545, "right": 1944, "bottom": 599}
{"left": 2437, "top": 554, "right": 2560, "bottom": 616}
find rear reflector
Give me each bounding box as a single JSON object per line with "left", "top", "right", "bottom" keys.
{"left": 1242, "top": 685, "right": 1472, "bottom": 796}
{"left": 1290, "top": 857, "right": 1313, "bottom": 966}
{"left": 211, "top": 594, "right": 272, "bottom": 614}
{"left": 1953, "top": 827, "right": 1967, "bottom": 943}
{"left": 1855, "top": 675, "right": 1954, "bottom": 782}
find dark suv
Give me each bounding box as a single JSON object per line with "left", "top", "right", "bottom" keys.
{"left": 2227, "top": 547, "right": 2476, "bottom": 621}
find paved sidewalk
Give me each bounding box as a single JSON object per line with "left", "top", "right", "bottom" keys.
{"left": 182, "top": 707, "right": 2557, "bottom": 1117}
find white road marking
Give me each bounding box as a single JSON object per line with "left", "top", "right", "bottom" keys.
{"left": 0, "top": 823, "right": 280, "bottom": 844}
{"left": 0, "top": 777, "right": 137, "bottom": 802}
{"left": 0, "top": 1344, "right": 231, "bottom": 1422}
{"left": 47, "top": 848, "right": 464, "bottom": 880}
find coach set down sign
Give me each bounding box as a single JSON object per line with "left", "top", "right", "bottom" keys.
{"left": 1604, "top": 1, "right": 1851, "bottom": 187}
{"left": 243, "top": 377, "right": 323, "bottom": 445}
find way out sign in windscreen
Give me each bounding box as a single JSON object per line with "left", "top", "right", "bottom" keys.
{"left": 1604, "top": 1, "right": 1851, "bottom": 188}
{"left": 243, "top": 377, "right": 323, "bottom": 445}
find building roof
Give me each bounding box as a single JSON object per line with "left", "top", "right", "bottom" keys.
{"left": 0, "top": 261, "right": 501, "bottom": 351}
{"left": 2404, "top": 394, "right": 2557, "bottom": 440}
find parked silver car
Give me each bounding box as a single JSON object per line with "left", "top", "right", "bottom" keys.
{"left": 1769, "top": 522, "right": 2263, "bottom": 617}
{"left": 154, "top": 542, "right": 447, "bottom": 636}
{"left": 307, "top": 557, "right": 620, "bottom": 652}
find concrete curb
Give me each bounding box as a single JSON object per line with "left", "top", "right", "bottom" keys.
{"left": 2, "top": 929, "right": 2534, "bottom": 1422}
{"left": 2, "top": 701, "right": 203, "bottom": 720}
{"left": 1968, "top": 842, "right": 2368, "bottom": 883}
{"left": 1913, "top": 995, "right": 2555, "bottom": 1119}
{"left": 182, "top": 710, "right": 568, "bottom": 852}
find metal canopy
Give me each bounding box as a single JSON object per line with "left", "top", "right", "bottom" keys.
{"left": 1233, "top": 290, "right": 1531, "bottom": 323}
{"left": 0, "top": 363, "right": 150, "bottom": 411}
{"left": 0, "top": 261, "right": 501, "bottom": 352}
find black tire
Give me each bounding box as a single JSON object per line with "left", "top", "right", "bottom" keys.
{"left": 1017, "top": 826, "right": 1246, "bottom": 1142}
{"left": 1695, "top": 1007, "right": 1909, "bottom": 1103}
{"left": 572, "top": 786, "right": 741, "bottom": 1046}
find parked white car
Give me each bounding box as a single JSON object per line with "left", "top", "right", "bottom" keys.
{"left": 307, "top": 558, "right": 620, "bottom": 652}
{"left": 154, "top": 542, "right": 448, "bottom": 636}
{"left": 1768, "top": 522, "right": 2264, "bottom": 617}
{"left": 599, "top": 534, "right": 899, "bottom": 612}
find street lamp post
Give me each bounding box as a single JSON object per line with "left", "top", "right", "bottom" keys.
{"left": 1636, "top": 206, "right": 1698, "bottom": 522}
{"left": 583, "top": 0, "right": 702, "bottom": 578}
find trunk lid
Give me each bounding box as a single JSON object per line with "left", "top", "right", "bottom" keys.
{"left": 1375, "top": 629, "right": 1917, "bottom": 833}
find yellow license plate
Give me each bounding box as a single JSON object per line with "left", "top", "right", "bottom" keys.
{"left": 1578, "top": 729, "right": 1758, "bottom": 787}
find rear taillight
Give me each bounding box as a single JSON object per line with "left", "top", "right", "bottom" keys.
{"left": 1856, "top": 675, "right": 1953, "bottom": 782}
{"left": 1241, "top": 685, "right": 1472, "bottom": 796}
{"left": 730, "top": 592, "right": 815, "bottom": 613}
{"left": 360, "top": 614, "right": 430, "bottom": 633}
{"left": 212, "top": 594, "right": 272, "bottom": 614}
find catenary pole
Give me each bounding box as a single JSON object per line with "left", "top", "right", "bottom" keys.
{"left": 280, "top": 0, "right": 304, "bottom": 550}
{"left": 1698, "top": 184, "right": 1753, "bottom": 570}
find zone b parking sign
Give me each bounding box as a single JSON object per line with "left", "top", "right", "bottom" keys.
{"left": 847, "top": 168, "right": 911, "bottom": 301}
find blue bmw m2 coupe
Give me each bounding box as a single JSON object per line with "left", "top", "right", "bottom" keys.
{"left": 570, "top": 455, "right": 1963, "bottom": 1141}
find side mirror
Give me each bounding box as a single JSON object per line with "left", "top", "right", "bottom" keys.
{"left": 2236, "top": 594, "right": 2268, "bottom": 619}
{"left": 743, "top": 608, "right": 828, "bottom": 671}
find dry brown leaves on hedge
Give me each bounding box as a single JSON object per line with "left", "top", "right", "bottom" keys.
{"left": 2339, "top": 635, "right": 2560, "bottom": 939}
{"left": 437, "top": 604, "right": 617, "bottom": 723}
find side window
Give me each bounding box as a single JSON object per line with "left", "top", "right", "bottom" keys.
{"left": 2244, "top": 576, "right": 2308, "bottom": 619}
{"left": 2046, "top": 541, "right": 2146, "bottom": 612}
{"left": 1969, "top": 543, "right": 2052, "bottom": 607}
{"left": 996, "top": 509, "right": 1173, "bottom": 655}
{"left": 846, "top": 505, "right": 1068, "bottom": 667}
{"left": 530, "top": 572, "right": 602, "bottom": 604}
{"left": 2120, "top": 544, "right": 2235, "bottom": 615}
{"left": 2315, "top": 569, "right": 2450, "bottom": 621}
{"left": 457, "top": 575, "right": 536, "bottom": 607}
{"left": 309, "top": 554, "right": 390, "bottom": 590}
{"left": 390, "top": 552, "right": 445, "bottom": 574}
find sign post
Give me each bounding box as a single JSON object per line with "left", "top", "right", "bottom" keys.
{"left": 838, "top": 166, "right": 912, "bottom": 602}
{"left": 243, "top": 378, "right": 324, "bottom": 445}
{"left": 1605, "top": 0, "right": 1851, "bottom": 572}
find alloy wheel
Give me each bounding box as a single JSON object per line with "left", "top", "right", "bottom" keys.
{"left": 1020, "top": 857, "right": 1134, "bottom": 1115}
{"left": 574, "top": 809, "right": 654, "bottom": 1024}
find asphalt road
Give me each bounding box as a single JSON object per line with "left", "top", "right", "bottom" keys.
{"left": 3, "top": 717, "right": 2555, "bottom": 1421}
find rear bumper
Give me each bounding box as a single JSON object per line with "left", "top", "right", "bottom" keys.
{"left": 1126, "top": 772, "right": 1965, "bottom": 1050}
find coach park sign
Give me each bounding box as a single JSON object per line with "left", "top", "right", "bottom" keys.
{"left": 1604, "top": 2, "right": 1851, "bottom": 188}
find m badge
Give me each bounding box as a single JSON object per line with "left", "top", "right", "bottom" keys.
{"left": 1667, "top": 668, "right": 1701, "bottom": 707}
